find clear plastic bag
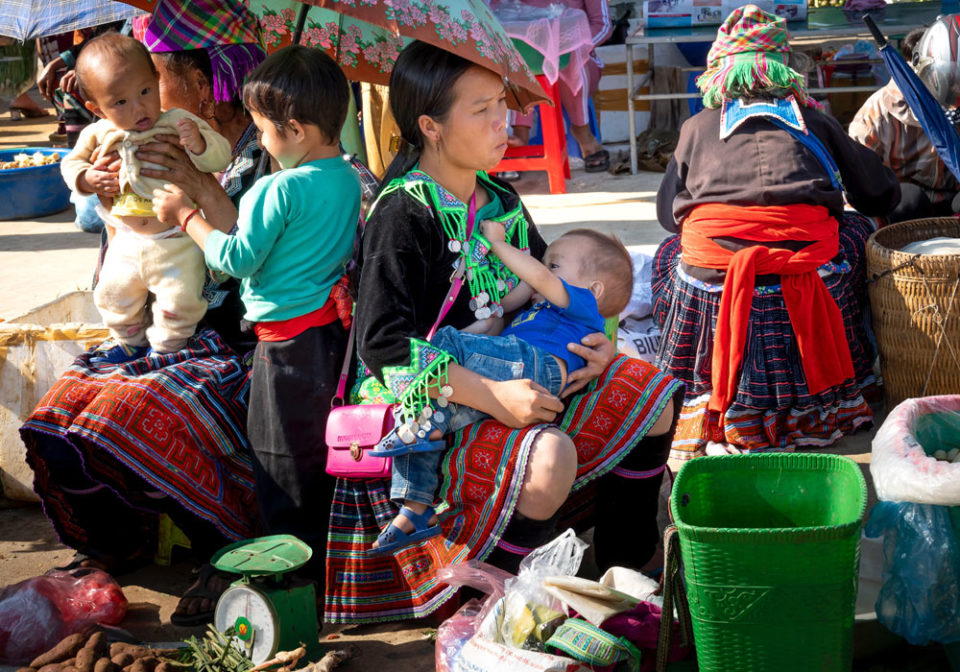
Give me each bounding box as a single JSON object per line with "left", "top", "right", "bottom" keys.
{"left": 871, "top": 395, "right": 960, "bottom": 505}
{"left": 865, "top": 501, "right": 960, "bottom": 645}
{"left": 499, "top": 529, "right": 588, "bottom": 651}
{"left": 0, "top": 569, "right": 127, "bottom": 664}
{"left": 436, "top": 598, "right": 485, "bottom": 672}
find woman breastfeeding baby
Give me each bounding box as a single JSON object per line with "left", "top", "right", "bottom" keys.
{"left": 329, "top": 41, "right": 683, "bottom": 624}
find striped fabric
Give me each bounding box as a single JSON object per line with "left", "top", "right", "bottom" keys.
{"left": 651, "top": 213, "right": 876, "bottom": 460}
{"left": 138, "top": 0, "right": 261, "bottom": 51}
{"left": 20, "top": 330, "right": 258, "bottom": 546}
{"left": 849, "top": 80, "right": 960, "bottom": 204}
{"left": 324, "top": 355, "right": 682, "bottom": 624}
{"left": 0, "top": 0, "right": 142, "bottom": 42}
{"left": 696, "top": 4, "right": 814, "bottom": 109}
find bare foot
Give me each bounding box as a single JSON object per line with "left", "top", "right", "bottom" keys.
{"left": 171, "top": 564, "right": 233, "bottom": 625}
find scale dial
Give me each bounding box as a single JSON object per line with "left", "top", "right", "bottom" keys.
{"left": 214, "top": 584, "right": 280, "bottom": 664}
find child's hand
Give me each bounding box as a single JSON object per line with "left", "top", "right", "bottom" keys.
{"left": 152, "top": 184, "right": 194, "bottom": 228}
{"left": 177, "top": 118, "right": 207, "bottom": 155}
{"left": 480, "top": 219, "right": 506, "bottom": 243}
{"left": 78, "top": 168, "right": 119, "bottom": 196}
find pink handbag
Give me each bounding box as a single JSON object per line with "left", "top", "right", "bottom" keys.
{"left": 324, "top": 194, "right": 476, "bottom": 479}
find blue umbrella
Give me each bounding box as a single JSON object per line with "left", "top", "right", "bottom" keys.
{"left": 0, "top": 0, "right": 143, "bottom": 41}
{"left": 865, "top": 14, "right": 960, "bottom": 182}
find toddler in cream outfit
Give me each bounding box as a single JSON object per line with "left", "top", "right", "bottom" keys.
{"left": 61, "top": 32, "right": 231, "bottom": 362}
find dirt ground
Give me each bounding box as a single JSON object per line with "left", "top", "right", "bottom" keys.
{"left": 0, "top": 93, "right": 955, "bottom": 671}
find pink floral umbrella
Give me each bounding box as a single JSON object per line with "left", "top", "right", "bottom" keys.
{"left": 289, "top": 0, "right": 546, "bottom": 110}
{"left": 257, "top": 0, "right": 407, "bottom": 85}
{"left": 118, "top": 0, "right": 545, "bottom": 110}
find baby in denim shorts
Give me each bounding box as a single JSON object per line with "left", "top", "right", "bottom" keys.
{"left": 368, "top": 226, "right": 634, "bottom": 555}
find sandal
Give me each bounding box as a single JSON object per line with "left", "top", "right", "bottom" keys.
{"left": 170, "top": 563, "right": 233, "bottom": 627}
{"left": 367, "top": 506, "right": 441, "bottom": 556}
{"left": 10, "top": 106, "right": 50, "bottom": 119}
{"left": 584, "top": 149, "right": 611, "bottom": 173}
{"left": 369, "top": 428, "right": 446, "bottom": 457}
{"left": 55, "top": 551, "right": 148, "bottom": 576}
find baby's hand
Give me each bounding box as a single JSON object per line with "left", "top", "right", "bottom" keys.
{"left": 480, "top": 219, "right": 506, "bottom": 243}
{"left": 78, "top": 168, "right": 119, "bottom": 196}
{"left": 177, "top": 118, "right": 206, "bottom": 155}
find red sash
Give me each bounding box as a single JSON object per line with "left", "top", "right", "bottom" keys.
{"left": 681, "top": 203, "right": 855, "bottom": 413}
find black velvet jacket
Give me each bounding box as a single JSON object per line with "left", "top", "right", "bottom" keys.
{"left": 657, "top": 102, "right": 901, "bottom": 233}
{"left": 356, "top": 171, "right": 547, "bottom": 382}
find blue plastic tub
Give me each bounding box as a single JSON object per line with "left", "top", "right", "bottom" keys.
{"left": 0, "top": 148, "right": 71, "bottom": 220}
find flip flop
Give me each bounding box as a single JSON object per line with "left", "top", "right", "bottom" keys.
{"left": 367, "top": 506, "right": 441, "bottom": 556}
{"left": 170, "top": 563, "right": 233, "bottom": 627}
{"left": 54, "top": 551, "right": 148, "bottom": 576}
{"left": 584, "top": 149, "right": 611, "bottom": 173}
{"left": 369, "top": 428, "right": 446, "bottom": 457}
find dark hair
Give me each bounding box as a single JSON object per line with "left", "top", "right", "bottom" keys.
{"left": 75, "top": 32, "right": 156, "bottom": 101}
{"left": 903, "top": 25, "right": 927, "bottom": 60}
{"left": 561, "top": 229, "right": 634, "bottom": 317}
{"left": 242, "top": 45, "right": 348, "bottom": 144}
{"left": 380, "top": 41, "right": 475, "bottom": 189}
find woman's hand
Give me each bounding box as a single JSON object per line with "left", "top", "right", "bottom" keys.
{"left": 37, "top": 57, "right": 65, "bottom": 100}
{"left": 59, "top": 70, "right": 78, "bottom": 96}
{"left": 137, "top": 134, "right": 212, "bottom": 203}
{"left": 561, "top": 332, "right": 616, "bottom": 398}
{"left": 490, "top": 379, "right": 564, "bottom": 427}
{"left": 152, "top": 184, "right": 194, "bottom": 228}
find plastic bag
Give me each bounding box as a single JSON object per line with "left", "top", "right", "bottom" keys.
{"left": 620, "top": 249, "right": 654, "bottom": 321}
{"left": 0, "top": 569, "right": 127, "bottom": 664}
{"left": 617, "top": 317, "right": 661, "bottom": 364}
{"left": 436, "top": 598, "right": 485, "bottom": 672}
{"left": 871, "top": 395, "right": 960, "bottom": 505}
{"left": 499, "top": 529, "right": 588, "bottom": 650}
{"left": 865, "top": 501, "right": 960, "bottom": 645}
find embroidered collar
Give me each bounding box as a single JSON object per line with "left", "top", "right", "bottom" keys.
{"left": 374, "top": 169, "right": 531, "bottom": 320}
{"left": 720, "top": 96, "right": 806, "bottom": 140}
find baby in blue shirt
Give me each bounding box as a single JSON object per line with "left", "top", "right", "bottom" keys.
{"left": 370, "top": 226, "right": 634, "bottom": 555}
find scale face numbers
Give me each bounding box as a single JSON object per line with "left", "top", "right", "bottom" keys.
{"left": 214, "top": 584, "right": 280, "bottom": 664}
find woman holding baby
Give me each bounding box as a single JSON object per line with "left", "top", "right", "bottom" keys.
{"left": 327, "top": 41, "right": 683, "bottom": 623}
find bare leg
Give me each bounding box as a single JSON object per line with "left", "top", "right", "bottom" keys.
{"left": 570, "top": 124, "right": 602, "bottom": 158}
{"left": 516, "top": 427, "right": 577, "bottom": 520}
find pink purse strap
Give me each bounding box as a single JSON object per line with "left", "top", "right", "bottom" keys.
{"left": 333, "top": 191, "right": 477, "bottom": 404}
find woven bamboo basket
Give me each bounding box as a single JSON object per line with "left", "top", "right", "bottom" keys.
{"left": 866, "top": 218, "right": 960, "bottom": 406}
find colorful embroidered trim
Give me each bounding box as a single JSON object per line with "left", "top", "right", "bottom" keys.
{"left": 546, "top": 618, "right": 643, "bottom": 671}
{"left": 381, "top": 338, "right": 454, "bottom": 425}
{"left": 371, "top": 170, "right": 530, "bottom": 320}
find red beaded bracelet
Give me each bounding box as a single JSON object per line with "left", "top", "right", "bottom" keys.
{"left": 180, "top": 208, "right": 200, "bottom": 232}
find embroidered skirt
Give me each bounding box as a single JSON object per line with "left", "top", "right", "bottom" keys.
{"left": 651, "top": 212, "right": 876, "bottom": 460}
{"left": 324, "top": 355, "right": 682, "bottom": 624}
{"left": 20, "top": 330, "right": 258, "bottom": 553}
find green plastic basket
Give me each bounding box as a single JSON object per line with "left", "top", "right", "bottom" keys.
{"left": 671, "top": 453, "right": 867, "bottom": 672}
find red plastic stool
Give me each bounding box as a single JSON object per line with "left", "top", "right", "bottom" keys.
{"left": 491, "top": 75, "right": 570, "bottom": 195}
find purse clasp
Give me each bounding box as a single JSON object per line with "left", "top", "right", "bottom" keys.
{"left": 350, "top": 441, "right": 362, "bottom": 461}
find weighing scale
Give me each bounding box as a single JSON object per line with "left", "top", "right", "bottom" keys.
{"left": 211, "top": 535, "right": 321, "bottom": 664}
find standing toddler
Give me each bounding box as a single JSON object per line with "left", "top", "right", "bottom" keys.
{"left": 61, "top": 33, "right": 231, "bottom": 362}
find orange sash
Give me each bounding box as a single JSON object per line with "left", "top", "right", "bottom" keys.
{"left": 681, "top": 203, "right": 855, "bottom": 414}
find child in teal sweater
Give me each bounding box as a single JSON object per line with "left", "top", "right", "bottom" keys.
{"left": 153, "top": 46, "right": 361, "bottom": 588}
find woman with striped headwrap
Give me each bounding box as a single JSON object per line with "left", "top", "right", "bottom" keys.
{"left": 652, "top": 5, "right": 901, "bottom": 459}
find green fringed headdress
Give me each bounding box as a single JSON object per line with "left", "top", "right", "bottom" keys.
{"left": 696, "top": 4, "right": 818, "bottom": 109}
